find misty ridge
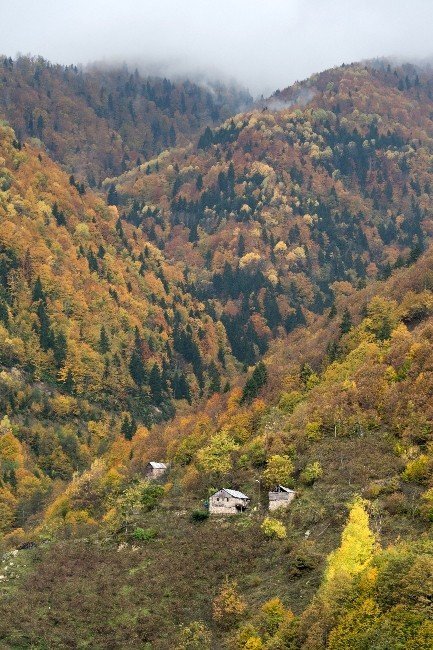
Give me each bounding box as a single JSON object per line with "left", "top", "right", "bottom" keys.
{"left": 78, "top": 54, "right": 433, "bottom": 106}
{"left": 5, "top": 0, "right": 433, "bottom": 96}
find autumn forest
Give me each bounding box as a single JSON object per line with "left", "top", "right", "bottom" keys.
{"left": 1, "top": 52, "right": 433, "bottom": 649}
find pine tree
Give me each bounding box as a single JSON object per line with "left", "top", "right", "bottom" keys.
{"left": 107, "top": 183, "right": 119, "bottom": 206}
{"left": 227, "top": 161, "right": 235, "bottom": 189}
{"left": 198, "top": 126, "right": 213, "bottom": 149}
{"left": 169, "top": 125, "right": 176, "bottom": 146}
{"left": 149, "top": 362, "right": 163, "bottom": 403}
{"left": 36, "top": 301, "right": 53, "bottom": 351}
{"left": 129, "top": 350, "right": 146, "bottom": 387}
{"left": 87, "top": 249, "right": 98, "bottom": 273}
{"left": 32, "top": 277, "right": 45, "bottom": 303}
{"left": 285, "top": 306, "right": 305, "bottom": 333}
{"left": 237, "top": 233, "right": 246, "bottom": 257}
{"left": 53, "top": 331, "right": 67, "bottom": 368}
{"left": 208, "top": 361, "right": 222, "bottom": 394}
{"left": 129, "top": 328, "right": 147, "bottom": 386}
{"left": 121, "top": 414, "right": 137, "bottom": 441}
{"left": 264, "top": 287, "right": 281, "bottom": 329}
{"left": 339, "top": 307, "right": 352, "bottom": 335}
{"left": 240, "top": 361, "right": 268, "bottom": 404}
{"left": 99, "top": 326, "right": 110, "bottom": 354}
{"left": 0, "top": 300, "right": 9, "bottom": 326}
{"left": 36, "top": 114, "right": 44, "bottom": 137}
{"left": 52, "top": 202, "right": 66, "bottom": 226}
{"left": 172, "top": 371, "right": 192, "bottom": 403}
{"left": 300, "top": 362, "right": 314, "bottom": 387}
{"left": 64, "top": 368, "right": 74, "bottom": 394}
{"left": 218, "top": 345, "right": 226, "bottom": 369}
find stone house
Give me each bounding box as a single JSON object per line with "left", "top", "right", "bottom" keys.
{"left": 268, "top": 485, "right": 296, "bottom": 511}
{"left": 144, "top": 462, "right": 168, "bottom": 480}
{"left": 209, "top": 488, "right": 250, "bottom": 514}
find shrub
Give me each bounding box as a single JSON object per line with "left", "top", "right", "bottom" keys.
{"left": 140, "top": 483, "right": 165, "bottom": 511}
{"left": 196, "top": 431, "right": 239, "bottom": 475}
{"left": 402, "top": 455, "right": 432, "bottom": 483}
{"left": 212, "top": 579, "right": 247, "bottom": 628}
{"left": 258, "top": 598, "right": 288, "bottom": 635}
{"left": 287, "top": 540, "right": 321, "bottom": 577}
{"left": 176, "top": 621, "right": 212, "bottom": 649}
{"left": 232, "top": 624, "right": 263, "bottom": 650}
{"left": 383, "top": 492, "right": 407, "bottom": 515}
{"left": 132, "top": 527, "right": 157, "bottom": 541}
{"left": 305, "top": 421, "right": 322, "bottom": 441}
{"left": 300, "top": 461, "right": 323, "bottom": 485}
{"left": 420, "top": 488, "right": 433, "bottom": 521}
{"left": 190, "top": 509, "right": 209, "bottom": 523}
{"left": 278, "top": 390, "right": 303, "bottom": 414}
{"left": 261, "top": 517, "right": 287, "bottom": 540}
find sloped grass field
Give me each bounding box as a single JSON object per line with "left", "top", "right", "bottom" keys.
{"left": 0, "top": 430, "right": 427, "bottom": 649}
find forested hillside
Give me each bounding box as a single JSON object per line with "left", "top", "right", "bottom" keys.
{"left": 0, "top": 118, "right": 233, "bottom": 535}
{"left": 2, "top": 221, "right": 433, "bottom": 648}
{"left": 0, "top": 55, "right": 251, "bottom": 183}
{"left": 1, "top": 57, "right": 433, "bottom": 649}
{"left": 113, "top": 61, "right": 433, "bottom": 364}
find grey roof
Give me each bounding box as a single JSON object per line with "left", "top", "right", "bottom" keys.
{"left": 270, "top": 485, "right": 295, "bottom": 493}
{"left": 147, "top": 462, "right": 167, "bottom": 469}
{"left": 220, "top": 488, "right": 250, "bottom": 500}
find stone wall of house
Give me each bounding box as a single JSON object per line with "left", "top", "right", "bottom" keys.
{"left": 209, "top": 496, "right": 246, "bottom": 514}
{"left": 268, "top": 492, "right": 295, "bottom": 511}
{"left": 209, "top": 500, "right": 238, "bottom": 514}
{"left": 145, "top": 467, "right": 166, "bottom": 480}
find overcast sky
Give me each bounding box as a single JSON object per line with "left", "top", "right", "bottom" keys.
{"left": 3, "top": 0, "right": 433, "bottom": 95}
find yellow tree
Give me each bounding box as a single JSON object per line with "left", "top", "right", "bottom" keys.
{"left": 323, "top": 498, "right": 377, "bottom": 595}
{"left": 262, "top": 454, "right": 294, "bottom": 489}
{"left": 196, "top": 431, "right": 239, "bottom": 476}
{"left": 212, "top": 579, "right": 247, "bottom": 629}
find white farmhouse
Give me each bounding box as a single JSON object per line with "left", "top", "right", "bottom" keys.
{"left": 209, "top": 488, "right": 250, "bottom": 514}
{"left": 268, "top": 485, "right": 296, "bottom": 511}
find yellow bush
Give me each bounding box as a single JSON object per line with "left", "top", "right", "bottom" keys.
{"left": 243, "top": 638, "right": 263, "bottom": 650}
{"left": 50, "top": 394, "right": 78, "bottom": 418}
{"left": 402, "top": 454, "right": 432, "bottom": 483}
{"left": 305, "top": 421, "right": 322, "bottom": 441}
{"left": 212, "top": 579, "right": 247, "bottom": 628}
{"left": 64, "top": 509, "right": 97, "bottom": 527}
{"left": 261, "top": 517, "right": 287, "bottom": 540}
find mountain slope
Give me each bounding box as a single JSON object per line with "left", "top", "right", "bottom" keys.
{"left": 0, "top": 55, "right": 251, "bottom": 183}
{"left": 2, "top": 59, "right": 433, "bottom": 649}
{"left": 2, "top": 226, "right": 433, "bottom": 648}
{"left": 0, "top": 119, "right": 234, "bottom": 534}
{"left": 112, "top": 61, "right": 433, "bottom": 364}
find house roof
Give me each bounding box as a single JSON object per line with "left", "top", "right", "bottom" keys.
{"left": 270, "top": 485, "right": 296, "bottom": 493}
{"left": 219, "top": 488, "right": 250, "bottom": 500}
{"left": 147, "top": 462, "right": 167, "bottom": 469}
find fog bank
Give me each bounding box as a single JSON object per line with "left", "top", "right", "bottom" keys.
{"left": 5, "top": 1, "right": 433, "bottom": 95}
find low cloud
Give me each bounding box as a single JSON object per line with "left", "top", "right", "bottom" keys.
{"left": 4, "top": 1, "right": 433, "bottom": 96}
